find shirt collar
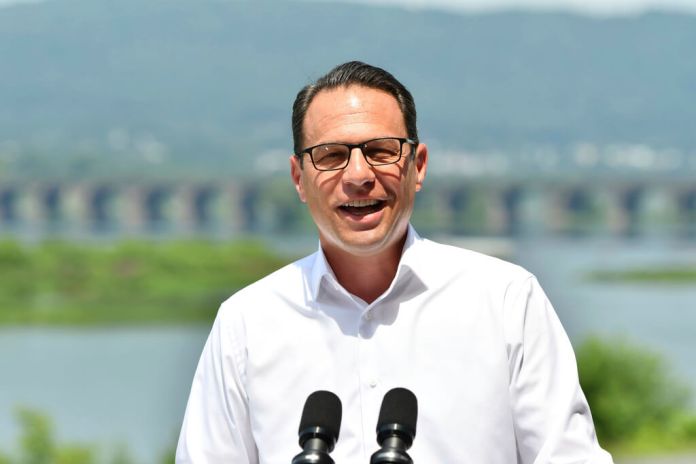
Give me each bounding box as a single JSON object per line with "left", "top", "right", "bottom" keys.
{"left": 308, "top": 242, "right": 336, "bottom": 300}
{"left": 305, "top": 224, "right": 430, "bottom": 305}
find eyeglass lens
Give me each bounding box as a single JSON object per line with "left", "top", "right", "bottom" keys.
{"left": 311, "top": 138, "right": 404, "bottom": 170}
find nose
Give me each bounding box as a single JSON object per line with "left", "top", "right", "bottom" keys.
{"left": 342, "top": 147, "right": 375, "bottom": 187}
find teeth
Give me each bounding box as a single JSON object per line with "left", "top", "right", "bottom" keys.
{"left": 343, "top": 199, "right": 379, "bottom": 207}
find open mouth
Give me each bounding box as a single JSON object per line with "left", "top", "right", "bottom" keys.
{"left": 339, "top": 199, "right": 386, "bottom": 216}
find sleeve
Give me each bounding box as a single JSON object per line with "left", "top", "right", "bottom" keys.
{"left": 505, "top": 275, "right": 614, "bottom": 464}
{"left": 176, "top": 303, "right": 259, "bottom": 463}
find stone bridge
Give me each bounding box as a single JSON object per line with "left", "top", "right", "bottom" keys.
{"left": 0, "top": 177, "right": 694, "bottom": 238}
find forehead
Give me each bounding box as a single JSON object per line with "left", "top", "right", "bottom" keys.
{"left": 303, "top": 85, "right": 406, "bottom": 146}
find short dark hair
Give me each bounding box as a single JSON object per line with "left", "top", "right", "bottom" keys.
{"left": 291, "top": 61, "right": 418, "bottom": 155}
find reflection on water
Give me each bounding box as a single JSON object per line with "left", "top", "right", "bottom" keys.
{"left": 0, "top": 237, "right": 694, "bottom": 460}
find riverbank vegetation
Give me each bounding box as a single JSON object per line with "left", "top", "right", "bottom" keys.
{"left": 2, "top": 238, "right": 693, "bottom": 326}
{"left": 578, "top": 337, "right": 696, "bottom": 456}
{"left": 0, "top": 239, "right": 295, "bottom": 325}
{"left": 587, "top": 266, "right": 696, "bottom": 284}
{"left": 0, "top": 408, "right": 173, "bottom": 464}
{"left": 2, "top": 238, "right": 695, "bottom": 459}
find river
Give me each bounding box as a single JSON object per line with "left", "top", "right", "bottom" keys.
{"left": 1, "top": 236, "right": 695, "bottom": 461}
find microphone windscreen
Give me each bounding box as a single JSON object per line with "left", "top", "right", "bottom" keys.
{"left": 377, "top": 387, "right": 418, "bottom": 432}
{"left": 299, "top": 390, "right": 342, "bottom": 441}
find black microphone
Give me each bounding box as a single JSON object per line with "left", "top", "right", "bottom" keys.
{"left": 291, "top": 390, "right": 342, "bottom": 464}
{"left": 370, "top": 387, "right": 418, "bottom": 464}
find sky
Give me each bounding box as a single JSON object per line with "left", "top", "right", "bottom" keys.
{"left": 315, "top": 0, "right": 696, "bottom": 15}
{"left": 1, "top": 0, "right": 696, "bottom": 15}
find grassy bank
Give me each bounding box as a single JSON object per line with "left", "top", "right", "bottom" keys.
{"left": 4, "top": 238, "right": 693, "bottom": 326}
{"left": 587, "top": 267, "right": 696, "bottom": 284}
{"left": 0, "top": 239, "right": 295, "bottom": 325}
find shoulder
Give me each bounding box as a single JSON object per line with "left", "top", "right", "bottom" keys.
{"left": 416, "top": 238, "right": 557, "bottom": 340}
{"left": 216, "top": 252, "right": 315, "bottom": 322}
{"left": 414, "top": 237, "right": 533, "bottom": 287}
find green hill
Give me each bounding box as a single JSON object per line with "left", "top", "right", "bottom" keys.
{"left": 1, "top": 0, "right": 695, "bottom": 178}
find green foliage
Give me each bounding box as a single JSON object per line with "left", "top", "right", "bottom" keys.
{"left": 0, "top": 407, "right": 178, "bottom": 463}
{"left": 55, "top": 446, "right": 95, "bottom": 464}
{"left": 0, "top": 239, "right": 295, "bottom": 325}
{"left": 159, "top": 445, "right": 176, "bottom": 464}
{"left": 4, "top": 408, "right": 96, "bottom": 464}
{"left": 17, "top": 408, "right": 54, "bottom": 464}
{"left": 577, "top": 336, "right": 693, "bottom": 447}
{"left": 108, "top": 445, "right": 135, "bottom": 464}
{"left": 618, "top": 413, "right": 696, "bottom": 454}
{"left": 587, "top": 267, "right": 696, "bottom": 284}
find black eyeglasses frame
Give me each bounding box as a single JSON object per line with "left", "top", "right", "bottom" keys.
{"left": 294, "top": 137, "right": 417, "bottom": 172}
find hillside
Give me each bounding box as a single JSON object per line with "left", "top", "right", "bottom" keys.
{"left": 1, "top": 0, "right": 695, "bottom": 178}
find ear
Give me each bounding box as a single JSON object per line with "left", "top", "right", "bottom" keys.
{"left": 413, "top": 143, "right": 428, "bottom": 192}
{"left": 290, "top": 155, "right": 307, "bottom": 203}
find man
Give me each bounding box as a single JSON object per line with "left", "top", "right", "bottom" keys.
{"left": 176, "top": 61, "right": 613, "bottom": 463}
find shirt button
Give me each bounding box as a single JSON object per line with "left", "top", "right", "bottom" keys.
{"left": 364, "top": 312, "right": 372, "bottom": 321}
{"left": 369, "top": 380, "right": 378, "bottom": 388}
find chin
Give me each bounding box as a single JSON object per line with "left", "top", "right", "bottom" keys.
{"left": 334, "top": 230, "right": 401, "bottom": 257}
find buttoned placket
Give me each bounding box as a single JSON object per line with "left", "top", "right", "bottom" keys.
{"left": 356, "top": 292, "right": 391, "bottom": 458}
{"left": 313, "top": 251, "right": 415, "bottom": 460}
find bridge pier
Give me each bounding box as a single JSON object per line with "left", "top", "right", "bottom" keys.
{"left": 0, "top": 185, "right": 21, "bottom": 229}
{"left": 1, "top": 178, "right": 694, "bottom": 239}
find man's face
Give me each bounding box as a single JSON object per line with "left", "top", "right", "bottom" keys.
{"left": 290, "top": 85, "right": 428, "bottom": 259}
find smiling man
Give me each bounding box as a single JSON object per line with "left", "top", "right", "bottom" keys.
{"left": 176, "top": 62, "right": 613, "bottom": 463}
{"left": 290, "top": 82, "right": 426, "bottom": 304}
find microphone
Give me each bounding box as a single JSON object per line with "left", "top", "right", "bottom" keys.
{"left": 291, "top": 390, "right": 342, "bottom": 464}
{"left": 370, "top": 387, "right": 418, "bottom": 464}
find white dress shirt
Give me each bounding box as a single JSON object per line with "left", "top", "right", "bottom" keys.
{"left": 176, "top": 226, "right": 613, "bottom": 464}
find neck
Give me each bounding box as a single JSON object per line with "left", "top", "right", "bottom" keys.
{"left": 321, "top": 234, "right": 407, "bottom": 304}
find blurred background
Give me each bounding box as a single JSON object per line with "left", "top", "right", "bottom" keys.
{"left": 1, "top": 0, "right": 695, "bottom": 462}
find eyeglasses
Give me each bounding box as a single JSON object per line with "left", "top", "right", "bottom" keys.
{"left": 295, "top": 137, "right": 416, "bottom": 172}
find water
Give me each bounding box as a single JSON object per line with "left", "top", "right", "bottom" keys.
{"left": 515, "top": 237, "right": 696, "bottom": 396}
{"left": 0, "top": 326, "right": 209, "bottom": 461}
{"left": 0, "top": 237, "right": 695, "bottom": 461}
